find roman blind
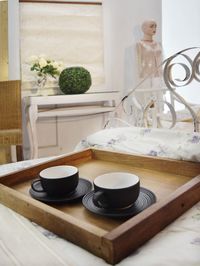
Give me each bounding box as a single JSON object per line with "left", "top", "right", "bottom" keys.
{"left": 20, "top": 1, "right": 104, "bottom": 95}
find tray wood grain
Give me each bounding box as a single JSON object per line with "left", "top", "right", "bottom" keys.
{"left": 0, "top": 148, "right": 200, "bottom": 264}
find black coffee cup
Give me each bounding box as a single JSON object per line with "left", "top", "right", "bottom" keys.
{"left": 31, "top": 165, "right": 79, "bottom": 197}
{"left": 93, "top": 172, "right": 140, "bottom": 209}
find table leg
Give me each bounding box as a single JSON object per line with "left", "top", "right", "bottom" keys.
{"left": 27, "top": 104, "right": 39, "bottom": 159}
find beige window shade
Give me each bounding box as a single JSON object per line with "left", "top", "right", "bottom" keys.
{"left": 20, "top": 2, "right": 104, "bottom": 95}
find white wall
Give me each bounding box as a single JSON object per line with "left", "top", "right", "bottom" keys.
{"left": 162, "top": 0, "right": 200, "bottom": 56}
{"left": 103, "top": 0, "right": 162, "bottom": 96}
{"left": 8, "top": 0, "right": 20, "bottom": 80}
{"left": 162, "top": 0, "right": 200, "bottom": 104}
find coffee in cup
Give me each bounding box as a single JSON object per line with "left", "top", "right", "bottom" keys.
{"left": 31, "top": 165, "right": 79, "bottom": 197}
{"left": 93, "top": 172, "right": 140, "bottom": 209}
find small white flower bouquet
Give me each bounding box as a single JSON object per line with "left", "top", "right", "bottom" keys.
{"left": 29, "top": 55, "right": 63, "bottom": 79}
{"left": 28, "top": 55, "right": 63, "bottom": 95}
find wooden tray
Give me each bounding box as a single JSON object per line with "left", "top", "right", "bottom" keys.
{"left": 0, "top": 148, "right": 200, "bottom": 264}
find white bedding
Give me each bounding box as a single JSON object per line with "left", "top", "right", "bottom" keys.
{"left": 75, "top": 127, "right": 200, "bottom": 162}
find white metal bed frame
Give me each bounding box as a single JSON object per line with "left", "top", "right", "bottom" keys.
{"left": 105, "top": 47, "right": 200, "bottom": 132}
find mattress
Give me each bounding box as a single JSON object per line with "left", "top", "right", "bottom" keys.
{"left": 75, "top": 126, "right": 200, "bottom": 162}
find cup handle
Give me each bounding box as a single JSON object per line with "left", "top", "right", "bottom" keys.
{"left": 31, "top": 179, "right": 44, "bottom": 193}
{"left": 93, "top": 191, "right": 108, "bottom": 208}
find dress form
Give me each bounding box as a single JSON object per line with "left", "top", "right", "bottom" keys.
{"left": 134, "top": 20, "right": 164, "bottom": 126}
{"left": 136, "top": 20, "right": 162, "bottom": 80}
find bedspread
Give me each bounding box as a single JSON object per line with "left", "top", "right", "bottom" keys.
{"left": 75, "top": 127, "right": 200, "bottom": 162}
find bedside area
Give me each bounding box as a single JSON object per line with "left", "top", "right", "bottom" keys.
{"left": 22, "top": 91, "right": 119, "bottom": 159}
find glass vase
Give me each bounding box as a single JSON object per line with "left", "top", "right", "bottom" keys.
{"left": 35, "top": 75, "right": 48, "bottom": 96}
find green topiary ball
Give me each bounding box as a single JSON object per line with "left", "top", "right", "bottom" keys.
{"left": 59, "top": 66, "right": 92, "bottom": 94}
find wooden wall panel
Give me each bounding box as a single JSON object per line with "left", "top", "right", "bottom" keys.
{"left": 0, "top": 1, "right": 8, "bottom": 81}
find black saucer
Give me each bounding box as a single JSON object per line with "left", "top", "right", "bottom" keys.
{"left": 29, "top": 178, "right": 92, "bottom": 204}
{"left": 82, "top": 187, "right": 156, "bottom": 218}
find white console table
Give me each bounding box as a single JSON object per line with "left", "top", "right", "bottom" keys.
{"left": 23, "top": 92, "right": 119, "bottom": 159}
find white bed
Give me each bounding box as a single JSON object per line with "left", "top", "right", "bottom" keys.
{"left": 76, "top": 47, "right": 200, "bottom": 162}
{"left": 0, "top": 48, "right": 200, "bottom": 266}
{"left": 75, "top": 126, "right": 200, "bottom": 162}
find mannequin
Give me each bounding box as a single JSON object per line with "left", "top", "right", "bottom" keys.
{"left": 134, "top": 20, "right": 164, "bottom": 126}
{"left": 136, "top": 19, "right": 162, "bottom": 79}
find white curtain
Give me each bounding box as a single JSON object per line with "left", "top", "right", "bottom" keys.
{"left": 20, "top": 2, "right": 104, "bottom": 96}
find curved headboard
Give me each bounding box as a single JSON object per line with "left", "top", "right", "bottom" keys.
{"left": 163, "top": 47, "right": 200, "bottom": 132}
{"left": 107, "top": 47, "right": 200, "bottom": 132}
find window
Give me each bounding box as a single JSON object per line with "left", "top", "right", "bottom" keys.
{"left": 20, "top": 1, "right": 104, "bottom": 95}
